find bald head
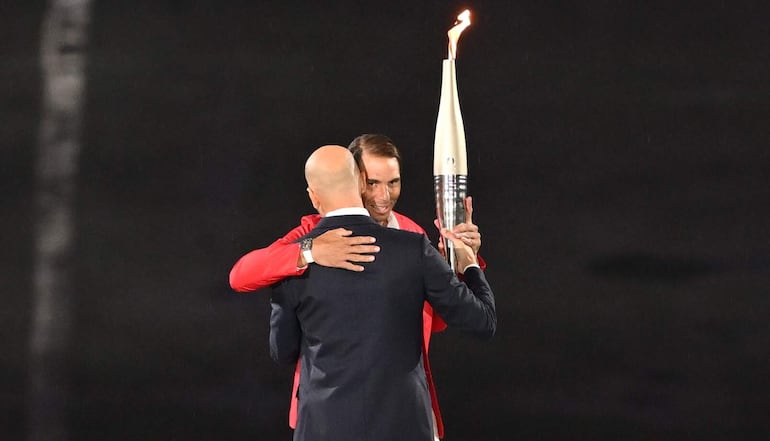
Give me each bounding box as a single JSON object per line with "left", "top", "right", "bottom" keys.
{"left": 304, "top": 145, "right": 364, "bottom": 215}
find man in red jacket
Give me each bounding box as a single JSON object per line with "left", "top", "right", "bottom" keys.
{"left": 230, "top": 134, "right": 483, "bottom": 439}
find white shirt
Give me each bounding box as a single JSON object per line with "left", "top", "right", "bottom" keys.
{"left": 324, "top": 207, "right": 370, "bottom": 217}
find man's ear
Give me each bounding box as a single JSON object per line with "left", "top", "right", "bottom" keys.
{"left": 307, "top": 186, "right": 320, "bottom": 211}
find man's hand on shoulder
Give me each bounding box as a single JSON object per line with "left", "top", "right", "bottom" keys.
{"left": 301, "top": 228, "right": 379, "bottom": 271}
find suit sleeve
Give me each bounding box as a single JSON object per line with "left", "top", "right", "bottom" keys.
{"left": 229, "top": 221, "right": 314, "bottom": 292}
{"left": 396, "top": 212, "right": 489, "bottom": 332}
{"left": 269, "top": 281, "right": 302, "bottom": 365}
{"left": 420, "top": 237, "right": 497, "bottom": 340}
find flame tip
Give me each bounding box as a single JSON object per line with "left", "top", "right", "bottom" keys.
{"left": 447, "top": 8, "right": 472, "bottom": 59}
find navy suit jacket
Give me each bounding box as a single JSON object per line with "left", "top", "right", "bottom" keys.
{"left": 270, "top": 214, "right": 496, "bottom": 441}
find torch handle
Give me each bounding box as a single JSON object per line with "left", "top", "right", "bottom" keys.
{"left": 435, "top": 174, "right": 467, "bottom": 270}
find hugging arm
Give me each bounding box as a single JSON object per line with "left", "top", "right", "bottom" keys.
{"left": 230, "top": 223, "right": 311, "bottom": 292}
{"left": 229, "top": 216, "right": 378, "bottom": 292}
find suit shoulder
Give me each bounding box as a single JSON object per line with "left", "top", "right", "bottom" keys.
{"left": 378, "top": 226, "right": 428, "bottom": 246}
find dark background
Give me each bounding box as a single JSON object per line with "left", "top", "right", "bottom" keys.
{"left": 4, "top": 1, "right": 770, "bottom": 440}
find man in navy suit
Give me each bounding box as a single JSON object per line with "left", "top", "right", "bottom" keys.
{"left": 269, "top": 145, "right": 496, "bottom": 441}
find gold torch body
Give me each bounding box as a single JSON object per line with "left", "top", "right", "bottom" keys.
{"left": 434, "top": 58, "right": 468, "bottom": 270}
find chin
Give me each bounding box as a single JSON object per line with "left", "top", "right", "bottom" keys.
{"left": 373, "top": 214, "right": 389, "bottom": 225}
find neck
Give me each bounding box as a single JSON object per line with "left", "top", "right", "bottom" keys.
{"left": 319, "top": 196, "right": 364, "bottom": 215}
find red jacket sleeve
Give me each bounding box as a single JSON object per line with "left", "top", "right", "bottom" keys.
{"left": 229, "top": 215, "right": 321, "bottom": 292}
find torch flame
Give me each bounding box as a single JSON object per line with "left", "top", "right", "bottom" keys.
{"left": 447, "top": 9, "right": 471, "bottom": 60}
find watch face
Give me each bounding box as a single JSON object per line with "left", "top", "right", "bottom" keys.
{"left": 301, "top": 238, "right": 312, "bottom": 251}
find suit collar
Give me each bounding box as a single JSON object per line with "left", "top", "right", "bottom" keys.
{"left": 316, "top": 214, "right": 378, "bottom": 230}
{"left": 325, "top": 207, "right": 370, "bottom": 217}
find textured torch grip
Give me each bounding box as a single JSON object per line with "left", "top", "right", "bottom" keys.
{"left": 434, "top": 174, "right": 467, "bottom": 270}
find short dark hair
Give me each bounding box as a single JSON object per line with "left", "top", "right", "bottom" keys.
{"left": 348, "top": 134, "right": 402, "bottom": 172}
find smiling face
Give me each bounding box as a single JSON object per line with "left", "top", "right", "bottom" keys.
{"left": 360, "top": 151, "right": 402, "bottom": 226}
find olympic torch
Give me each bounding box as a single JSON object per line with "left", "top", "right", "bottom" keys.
{"left": 434, "top": 10, "right": 471, "bottom": 270}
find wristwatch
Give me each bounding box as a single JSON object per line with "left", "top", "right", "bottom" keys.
{"left": 300, "top": 238, "right": 314, "bottom": 264}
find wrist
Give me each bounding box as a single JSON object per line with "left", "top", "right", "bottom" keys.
{"left": 461, "top": 262, "right": 480, "bottom": 274}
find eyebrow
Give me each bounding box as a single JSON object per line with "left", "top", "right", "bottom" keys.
{"left": 367, "top": 177, "right": 401, "bottom": 184}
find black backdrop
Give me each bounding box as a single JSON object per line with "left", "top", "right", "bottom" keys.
{"left": 4, "top": 1, "right": 770, "bottom": 440}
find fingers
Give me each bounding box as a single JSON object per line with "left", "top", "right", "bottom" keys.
{"left": 456, "top": 198, "right": 482, "bottom": 254}
{"left": 464, "top": 196, "right": 474, "bottom": 224}
{"left": 318, "top": 228, "right": 352, "bottom": 240}
{"left": 439, "top": 228, "right": 464, "bottom": 248}
{"left": 330, "top": 229, "right": 378, "bottom": 246}
{"left": 436, "top": 235, "right": 446, "bottom": 257}
{"left": 440, "top": 228, "right": 477, "bottom": 272}
{"left": 440, "top": 228, "right": 473, "bottom": 258}
{"left": 453, "top": 222, "right": 478, "bottom": 234}
{"left": 449, "top": 226, "right": 481, "bottom": 254}
{"left": 340, "top": 238, "right": 379, "bottom": 255}
{"left": 458, "top": 234, "right": 477, "bottom": 246}
{"left": 339, "top": 262, "right": 366, "bottom": 272}
{"left": 451, "top": 224, "right": 479, "bottom": 242}
{"left": 317, "top": 229, "right": 376, "bottom": 245}
{"left": 312, "top": 229, "right": 379, "bottom": 271}
{"left": 346, "top": 249, "right": 378, "bottom": 262}
{"left": 345, "top": 235, "right": 377, "bottom": 245}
